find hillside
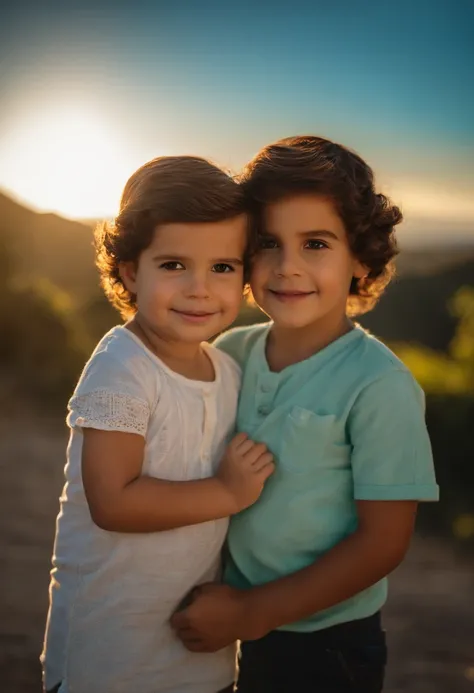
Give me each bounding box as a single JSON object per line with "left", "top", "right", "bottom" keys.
{"left": 1, "top": 191, "right": 473, "bottom": 350}
{"left": 359, "top": 257, "right": 474, "bottom": 351}
{"left": 0, "top": 192, "right": 98, "bottom": 302}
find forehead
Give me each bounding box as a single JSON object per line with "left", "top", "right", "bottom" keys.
{"left": 263, "top": 194, "right": 345, "bottom": 235}
{"left": 149, "top": 215, "right": 248, "bottom": 255}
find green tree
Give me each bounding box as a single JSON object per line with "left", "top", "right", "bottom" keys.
{"left": 391, "top": 286, "right": 474, "bottom": 395}
{"left": 0, "top": 236, "right": 91, "bottom": 411}
{"left": 449, "top": 287, "right": 474, "bottom": 385}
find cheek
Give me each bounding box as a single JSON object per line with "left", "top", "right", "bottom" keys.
{"left": 215, "top": 275, "right": 244, "bottom": 310}
{"left": 136, "top": 273, "right": 173, "bottom": 307}
{"left": 317, "top": 256, "right": 354, "bottom": 291}
{"left": 249, "top": 261, "right": 268, "bottom": 296}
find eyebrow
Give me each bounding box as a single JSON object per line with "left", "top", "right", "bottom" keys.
{"left": 263, "top": 229, "right": 340, "bottom": 241}
{"left": 152, "top": 255, "right": 244, "bottom": 265}
{"left": 298, "top": 230, "right": 340, "bottom": 240}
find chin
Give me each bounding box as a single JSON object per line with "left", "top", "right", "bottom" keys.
{"left": 269, "top": 314, "right": 316, "bottom": 330}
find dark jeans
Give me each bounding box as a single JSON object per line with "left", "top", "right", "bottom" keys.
{"left": 235, "top": 611, "right": 386, "bottom": 693}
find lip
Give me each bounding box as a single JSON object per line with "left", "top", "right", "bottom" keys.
{"left": 171, "top": 309, "right": 217, "bottom": 323}
{"left": 268, "top": 289, "right": 315, "bottom": 302}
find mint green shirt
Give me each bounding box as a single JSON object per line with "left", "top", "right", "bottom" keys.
{"left": 215, "top": 323, "right": 439, "bottom": 632}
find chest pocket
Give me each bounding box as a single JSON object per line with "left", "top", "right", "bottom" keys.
{"left": 280, "top": 406, "right": 350, "bottom": 475}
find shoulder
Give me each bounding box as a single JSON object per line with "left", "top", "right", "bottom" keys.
{"left": 354, "top": 326, "right": 408, "bottom": 373}
{"left": 347, "top": 328, "right": 425, "bottom": 414}
{"left": 352, "top": 326, "right": 421, "bottom": 392}
{"left": 93, "top": 325, "right": 158, "bottom": 369}
{"left": 74, "top": 326, "right": 161, "bottom": 404}
{"left": 213, "top": 322, "right": 270, "bottom": 368}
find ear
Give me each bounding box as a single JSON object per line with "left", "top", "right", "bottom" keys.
{"left": 118, "top": 261, "right": 138, "bottom": 294}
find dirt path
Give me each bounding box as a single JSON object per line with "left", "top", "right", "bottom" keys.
{"left": 1, "top": 419, "right": 473, "bottom": 692}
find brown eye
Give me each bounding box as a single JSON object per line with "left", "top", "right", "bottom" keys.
{"left": 259, "top": 236, "right": 278, "bottom": 250}
{"left": 305, "top": 239, "right": 328, "bottom": 250}
{"left": 212, "top": 263, "right": 234, "bottom": 273}
{"left": 160, "top": 261, "right": 185, "bottom": 270}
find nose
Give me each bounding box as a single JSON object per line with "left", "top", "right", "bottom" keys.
{"left": 274, "top": 247, "right": 301, "bottom": 278}
{"left": 185, "top": 270, "right": 210, "bottom": 298}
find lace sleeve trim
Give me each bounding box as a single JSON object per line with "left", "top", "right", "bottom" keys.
{"left": 68, "top": 389, "right": 150, "bottom": 436}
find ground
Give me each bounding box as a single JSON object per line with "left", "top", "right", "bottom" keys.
{"left": 1, "top": 418, "right": 474, "bottom": 692}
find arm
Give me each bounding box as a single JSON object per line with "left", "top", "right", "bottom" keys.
{"left": 82, "top": 428, "right": 274, "bottom": 533}
{"left": 172, "top": 369, "right": 437, "bottom": 650}
{"left": 171, "top": 499, "right": 416, "bottom": 650}
{"left": 267, "top": 368, "right": 436, "bottom": 628}
{"left": 240, "top": 499, "right": 417, "bottom": 635}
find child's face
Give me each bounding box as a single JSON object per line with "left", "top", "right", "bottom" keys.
{"left": 250, "top": 194, "right": 365, "bottom": 330}
{"left": 121, "top": 215, "right": 247, "bottom": 343}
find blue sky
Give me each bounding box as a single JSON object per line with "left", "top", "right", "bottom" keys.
{"left": 0, "top": 0, "right": 473, "bottom": 242}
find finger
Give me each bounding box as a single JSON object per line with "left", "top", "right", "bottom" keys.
{"left": 176, "top": 628, "right": 207, "bottom": 643}
{"left": 243, "top": 442, "right": 268, "bottom": 464}
{"left": 174, "top": 626, "right": 197, "bottom": 638}
{"left": 229, "top": 432, "right": 248, "bottom": 449}
{"left": 170, "top": 611, "right": 188, "bottom": 629}
{"left": 180, "top": 634, "right": 219, "bottom": 653}
{"left": 257, "top": 460, "right": 276, "bottom": 481}
{"left": 179, "top": 633, "right": 205, "bottom": 648}
{"left": 235, "top": 438, "right": 256, "bottom": 456}
{"left": 251, "top": 452, "right": 274, "bottom": 472}
{"left": 182, "top": 639, "right": 209, "bottom": 653}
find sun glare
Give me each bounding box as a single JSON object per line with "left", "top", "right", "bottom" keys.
{"left": 0, "top": 106, "right": 141, "bottom": 219}
{"left": 388, "top": 181, "right": 474, "bottom": 223}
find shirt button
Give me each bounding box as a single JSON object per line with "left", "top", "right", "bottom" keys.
{"left": 258, "top": 406, "right": 269, "bottom": 416}
{"left": 260, "top": 383, "right": 272, "bottom": 393}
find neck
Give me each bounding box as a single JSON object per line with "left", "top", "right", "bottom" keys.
{"left": 267, "top": 313, "right": 354, "bottom": 372}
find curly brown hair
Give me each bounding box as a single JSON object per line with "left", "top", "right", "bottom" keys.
{"left": 95, "top": 156, "right": 249, "bottom": 319}
{"left": 240, "top": 135, "right": 402, "bottom": 316}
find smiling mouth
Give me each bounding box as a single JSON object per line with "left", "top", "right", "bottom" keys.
{"left": 269, "top": 289, "right": 315, "bottom": 299}
{"left": 171, "top": 309, "right": 217, "bottom": 321}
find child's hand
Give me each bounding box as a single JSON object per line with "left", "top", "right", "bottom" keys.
{"left": 216, "top": 433, "right": 274, "bottom": 513}
{"left": 170, "top": 583, "right": 264, "bottom": 652}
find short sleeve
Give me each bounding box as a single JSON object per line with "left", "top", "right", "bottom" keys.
{"left": 349, "top": 369, "right": 439, "bottom": 502}
{"left": 67, "top": 351, "right": 151, "bottom": 437}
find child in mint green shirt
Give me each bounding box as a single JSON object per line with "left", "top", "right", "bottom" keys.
{"left": 171, "top": 135, "right": 439, "bottom": 693}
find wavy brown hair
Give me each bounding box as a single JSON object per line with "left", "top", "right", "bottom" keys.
{"left": 240, "top": 135, "right": 402, "bottom": 316}
{"left": 95, "top": 156, "right": 249, "bottom": 319}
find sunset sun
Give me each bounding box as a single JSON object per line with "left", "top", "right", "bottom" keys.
{"left": 0, "top": 106, "right": 138, "bottom": 219}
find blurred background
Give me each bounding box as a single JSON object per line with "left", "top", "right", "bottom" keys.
{"left": 1, "top": 1, "right": 473, "bottom": 691}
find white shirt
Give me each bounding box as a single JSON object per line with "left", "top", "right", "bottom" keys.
{"left": 41, "top": 326, "right": 241, "bottom": 693}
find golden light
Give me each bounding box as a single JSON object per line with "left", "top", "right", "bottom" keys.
{"left": 0, "top": 105, "right": 141, "bottom": 219}
{"left": 387, "top": 180, "right": 474, "bottom": 222}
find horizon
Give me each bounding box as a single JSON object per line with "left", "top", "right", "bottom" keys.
{"left": 1, "top": 185, "right": 473, "bottom": 251}
{"left": 1, "top": 1, "right": 473, "bottom": 243}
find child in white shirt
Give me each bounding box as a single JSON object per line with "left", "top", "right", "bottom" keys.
{"left": 41, "top": 155, "right": 274, "bottom": 693}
